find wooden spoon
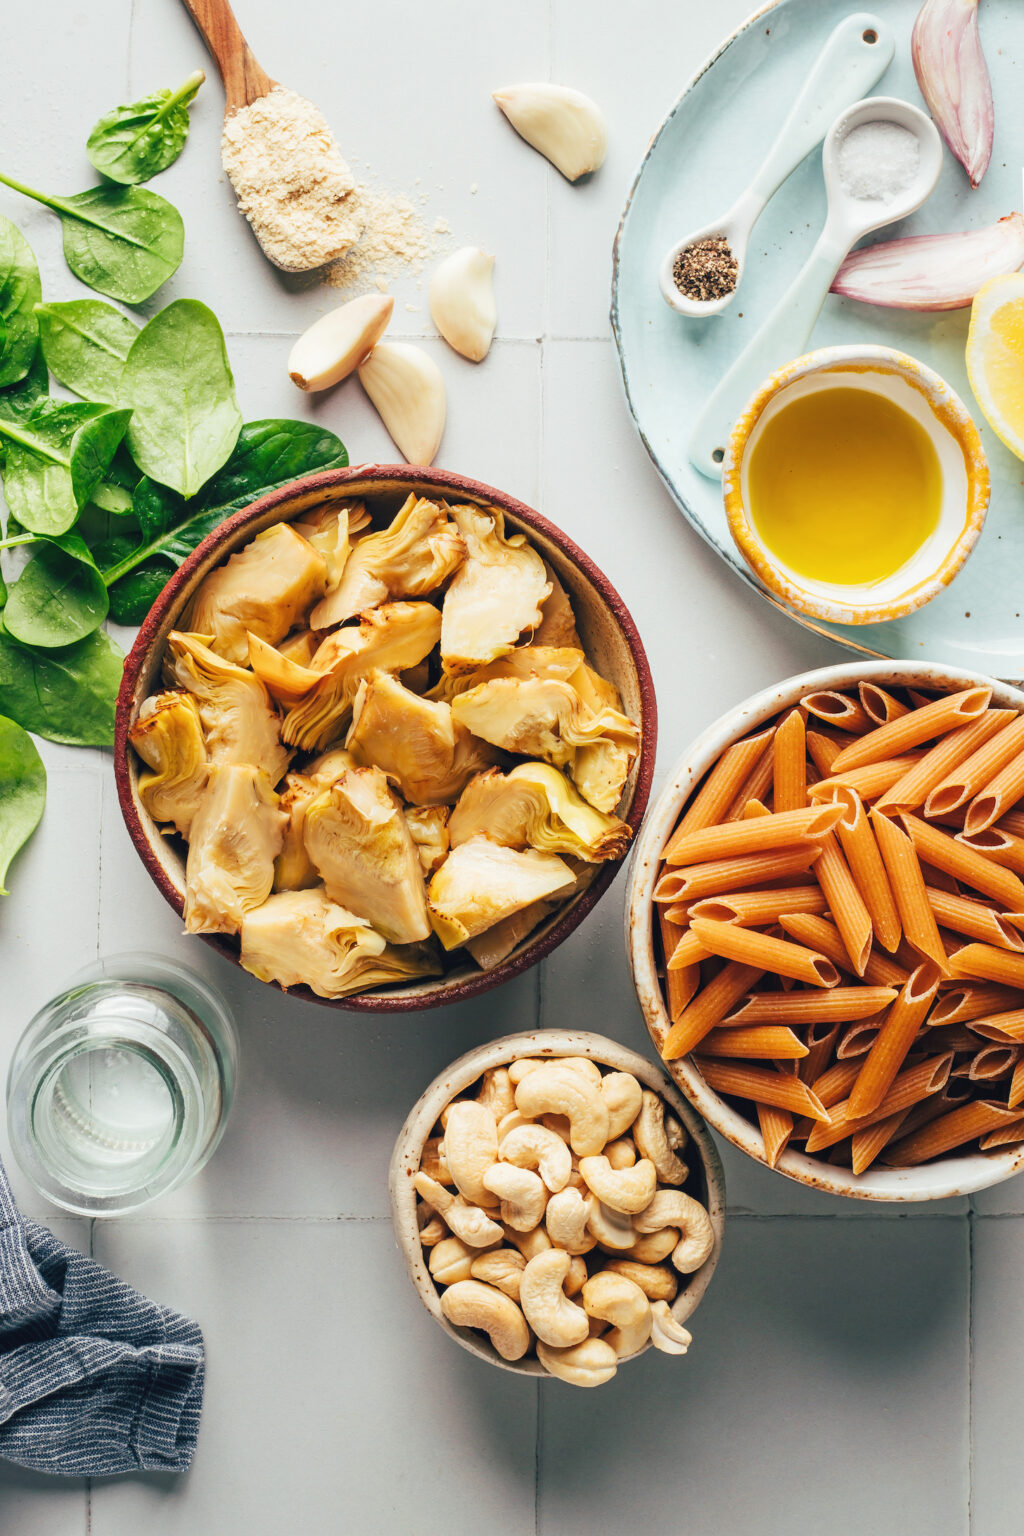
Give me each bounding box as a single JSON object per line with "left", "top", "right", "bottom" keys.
{"left": 180, "top": 0, "right": 364, "bottom": 271}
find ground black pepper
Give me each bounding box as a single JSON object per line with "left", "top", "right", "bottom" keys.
{"left": 672, "top": 236, "right": 738, "bottom": 302}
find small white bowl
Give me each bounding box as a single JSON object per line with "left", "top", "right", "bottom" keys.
{"left": 388, "top": 1030, "right": 725, "bottom": 1376}
{"left": 722, "top": 345, "right": 990, "bottom": 627}
{"left": 627, "top": 659, "right": 1024, "bottom": 1203}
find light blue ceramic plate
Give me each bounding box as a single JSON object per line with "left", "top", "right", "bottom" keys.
{"left": 612, "top": 0, "right": 1024, "bottom": 675}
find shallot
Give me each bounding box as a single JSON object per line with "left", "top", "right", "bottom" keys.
{"left": 912, "top": 0, "right": 994, "bottom": 189}
{"left": 831, "top": 213, "right": 1024, "bottom": 311}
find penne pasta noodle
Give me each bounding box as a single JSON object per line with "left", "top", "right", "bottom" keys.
{"left": 858, "top": 682, "right": 910, "bottom": 727}
{"left": 757, "top": 1099, "right": 794, "bottom": 1169}
{"left": 947, "top": 943, "right": 1024, "bottom": 988}
{"left": 663, "top": 902, "right": 693, "bottom": 927}
{"left": 700, "top": 1025, "right": 809, "bottom": 1059}
{"left": 809, "top": 753, "right": 927, "bottom": 805}
{"left": 829, "top": 687, "right": 992, "bottom": 774}
{"left": 666, "top": 929, "right": 711, "bottom": 971}
{"left": 663, "top": 803, "right": 844, "bottom": 867}
{"left": 813, "top": 831, "right": 874, "bottom": 975}
{"left": 800, "top": 1020, "right": 842, "bottom": 1086}
{"left": 874, "top": 710, "right": 1015, "bottom": 814}
{"left": 926, "top": 1025, "right": 986, "bottom": 1054}
{"left": 971, "top": 1012, "right": 1024, "bottom": 1042}
{"left": 805, "top": 1053, "right": 953, "bottom": 1153}
{"left": 924, "top": 714, "right": 1024, "bottom": 819}
{"left": 725, "top": 743, "right": 775, "bottom": 822}
{"left": 870, "top": 812, "right": 949, "bottom": 974}
{"left": 693, "top": 1057, "right": 832, "bottom": 1122}
{"left": 778, "top": 913, "right": 908, "bottom": 988}
{"left": 801, "top": 691, "right": 873, "bottom": 734}
{"left": 998, "top": 809, "right": 1024, "bottom": 839}
{"left": 957, "top": 827, "right": 1024, "bottom": 878}
{"left": 689, "top": 887, "right": 827, "bottom": 928}
{"left": 722, "top": 987, "right": 898, "bottom": 1026}
{"left": 1009, "top": 1058, "right": 1024, "bottom": 1109}
{"left": 654, "top": 847, "right": 822, "bottom": 902}
{"left": 851, "top": 1110, "right": 911, "bottom": 1175}
{"left": 805, "top": 730, "right": 846, "bottom": 777}
{"left": 832, "top": 787, "right": 901, "bottom": 953}
{"left": 928, "top": 983, "right": 1024, "bottom": 1025}
{"left": 847, "top": 962, "right": 943, "bottom": 1119}
{"left": 773, "top": 710, "right": 807, "bottom": 813}
{"left": 961, "top": 1044, "right": 1020, "bottom": 1081}
{"left": 664, "top": 728, "right": 775, "bottom": 848}
{"left": 741, "top": 799, "right": 772, "bottom": 819}
{"left": 978, "top": 1116, "right": 1024, "bottom": 1148}
{"left": 688, "top": 916, "right": 840, "bottom": 987}
{"left": 965, "top": 746, "right": 1024, "bottom": 835}
{"left": 657, "top": 908, "right": 699, "bottom": 1024}
{"left": 921, "top": 861, "right": 961, "bottom": 895}
{"left": 900, "top": 814, "right": 1024, "bottom": 910}
{"left": 884, "top": 1099, "right": 1024, "bottom": 1165}
{"left": 924, "top": 888, "right": 1024, "bottom": 952}
{"left": 836, "top": 1018, "right": 885, "bottom": 1059}
{"left": 810, "top": 1057, "right": 865, "bottom": 1109}
{"left": 907, "top": 689, "right": 939, "bottom": 710}
{"left": 661, "top": 961, "right": 765, "bottom": 1061}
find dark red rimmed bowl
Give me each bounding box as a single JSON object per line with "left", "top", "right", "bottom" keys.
{"left": 114, "top": 463, "right": 657, "bottom": 1013}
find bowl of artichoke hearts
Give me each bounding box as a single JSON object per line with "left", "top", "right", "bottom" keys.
{"left": 114, "top": 464, "right": 656, "bottom": 1011}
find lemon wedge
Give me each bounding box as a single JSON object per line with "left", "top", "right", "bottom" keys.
{"left": 967, "top": 273, "right": 1024, "bottom": 460}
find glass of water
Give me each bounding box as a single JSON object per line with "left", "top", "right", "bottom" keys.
{"left": 6, "top": 954, "right": 238, "bottom": 1216}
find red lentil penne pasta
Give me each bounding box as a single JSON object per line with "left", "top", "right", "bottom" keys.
{"left": 927, "top": 1024, "right": 985, "bottom": 1054}
{"left": 998, "top": 810, "right": 1024, "bottom": 839}
{"left": 661, "top": 961, "right": 765, "bottom": 1060}
{"left": 851, "top": 1110, "right": 911, "bottom": 1174}
{"left": 836, "top": 1018, "right": 886, "bottom": 1059}
{"left": 663, "top": 902, "right": 693, "bottom": 927}
{"left": 1009, "top": 1058, "right": 1024, "bottom": 1109}
{"left": 692, "top": 1057, "right": 832, "bottom": 1122}
{"left": 689, "top": 887, "right": 827, "bottom": 928}
{"left": 654, "top": 846, "right": 822, "bottom": 902}
{"left": 921, "top": 861, "right": 961, "bottom": 895}
{"left": 773, "top": 710, "right": 807, "bottom": 813}
{"left": 924, "top": 888, "right": 1024, "bottom": 952}
{"left": 725, "top": 743, "right": 775, "bottom": 821}
{"left": 884, "top": 1099, "right": 1024, "bottom": 1165}
{"left": 666, "top": 929, "right": 711, "bottom": 971}
{"left": 810, "top": 1057, "right": 865, "bottom": 1109}
{"left": 657, "top": 908, "right": 699, "bottom": 1024}
{"left": 900, "top": 814, "right": 1024, "bottom": 910}
{"left": 700, "top": 1025, "right": 809, "bottom": 1059}
{"left": 722, "top": 987, "right": 897, "bottom": 1026}
{"left": 688, "top": 916, "right": 840, "bottom": 987}
{"left": 809, "top": 754, "right": 927, "bottom": 804}
{"left": 801, "top": 691, "right": 873, "bottom": 734}
{"left": 832, "top": 787, "right": 901, "bottom": 953}
{"left": 800, "top": 1020, "right": 842, "bottom": 1086}
{"left": 965, "top": 748, "right": 1024, "bottom": 835}
{"left": 972, "top": 1013, "right": 1024, "bottom": 1041}
{"left": 858, "top": 682, "right": 911, "bottom": 727}
{"left": 757, "top": 1100, "right": 794, "bottom": 1168}
{"left": 959, "top": 1044, "right": 1020, "bottom": 1081}
{"left": 778, "top": 913, "right": 909, "bottom": 988}
{"left": 871, "top": 812, "right": 949, "bottom": 973}
{"left": 947, "top": 943, "right": 1024, "bottom": 988}
{"left": 829, "top": 688, "right": 992, "bottom": 774}
{"left": 928, "top": 984, "right": 1024, "bottom": 1025}
{"left": 847, "top": 962, "right": 943, "bottom": 1119}
{"left": 741, "top": 799, "right": 772, "bottom": 819}
{"left": 812, "top": 830, "right": 874, "bottom": 973}
{"left": 875, "top": 710, "right": 1016, "bottom": 814}
{"left": 957, "top": 827, "right": 1024, "bottom": 877}
{"left": 924, "top": 714, "right": 1024, "bottom": 818}
{"left": 663, "top": 803, "right": 844, "bottom": 867}
{"left": 978, "top": 1115, "right": 1024, "bottom": 1148}
{"left": 806, "top": 730, "right": 846, "bottom": 777}
{"left": 805, "top": 1054, "right": 953, "bottom": 1153}
{"left": 664, "top": 728, "right": 775, "bottom": 848}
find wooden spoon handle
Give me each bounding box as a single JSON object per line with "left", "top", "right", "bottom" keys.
{"left": 179, "top": 0, "right": 275, "bottom": 112}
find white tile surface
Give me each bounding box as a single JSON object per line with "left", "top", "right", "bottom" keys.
{"left": 970, "top": 1216, "right": 1024, "bottom": 1536}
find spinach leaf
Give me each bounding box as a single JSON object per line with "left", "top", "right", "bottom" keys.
{"left": 90, "top": 481, "right": 135, "bottom": 516}
{"left": 119, "top": 299, "right": 241, "bottom": 498}
{"left": 87, "top": 71, "right": 205, "bottom": 186}
{"left": 35, "top": 300, "right": 139, "bottom": 403}
{"left": 3, "top": 532, "right": 109, "bottom": 648}
{"left": 70, "top": 407, "right": 133, "bottom": 509}
{"left": 0, "top": 714, "right": 46, "bottom": 895}
{"left": 0, "top": 217, "right": 42, "bottom": 388}
{"left": 0, "top": 172, "right": 184, "bottom": 304}
{"left": 107, "top": 561, "right": 171, "bottom": 625}
{"left": 0, "top": 347, "right": 49, "bottom": 424}
{"left": 0, "top": 403, "right": 128, "bottom": 535}
{"left": 0, "top": 623, "right": 123, "bottom": 745}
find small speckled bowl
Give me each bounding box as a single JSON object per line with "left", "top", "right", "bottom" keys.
{"left": 627, "top": 659, "right": 1024, "bottom": 1202}
{"left": 723, "top": 345, "right": 990, "bottom": 627}
{"left": 114, "top": 464, "right": 656, "bottom": 1014}
{"left": 389, "top": 1030, "right": 725, "bottom": 1377}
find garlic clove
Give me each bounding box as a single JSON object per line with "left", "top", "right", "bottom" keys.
{"left": 492, "top": 83, "right": 607, "bottom": 182}
{"left": 912, "top": 0, "right": 993, "bottom": 190}
{"left": 429, "top": 247, "right": 497, "bottom": 362}
{"left": 357, "top": 341, "right": 446, "bottom": 466}
{"left": 288, "top": 294, "right": 394, "bottom": 392}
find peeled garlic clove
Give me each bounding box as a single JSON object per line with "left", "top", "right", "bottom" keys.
{"left": 912, "top": 0, "right": 993, "bottom": 190}
{"left": 831, "top": 213, "right": 1024, "bottom": 311}
{"left": 289, "top": 294, "right": 394, "bottom": 391}
{"left": 429, "top": 247, "right": 497, "bottom": 363}
{"left": 492, "top": 83, "right": 607, "bottom": 182}
{"left": 357, "top": 342, "right": 446, "bottom": 466}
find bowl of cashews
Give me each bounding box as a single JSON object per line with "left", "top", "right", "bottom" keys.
{"left": 389, "top": 1030, "right": 725, "bottom": 1385}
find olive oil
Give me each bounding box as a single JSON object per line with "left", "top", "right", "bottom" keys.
{"left": 747, "top": 387, "right": 942, "bottom": 586}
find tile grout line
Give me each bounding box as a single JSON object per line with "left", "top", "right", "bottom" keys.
{"left": 125, "top": 0, "right": 137, "bottom": 95}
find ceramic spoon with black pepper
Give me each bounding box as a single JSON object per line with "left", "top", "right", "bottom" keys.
{"left": 659, "top": 12, "right": 893, "bottom": 319}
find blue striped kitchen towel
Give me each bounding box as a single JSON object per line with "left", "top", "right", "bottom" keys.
{"left": 0, "top": 1155, "right": 203, "bottom": 1475}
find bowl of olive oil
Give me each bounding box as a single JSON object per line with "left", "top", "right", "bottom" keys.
{"left": 722, "top": 344, "right": 990, "bottom": 626}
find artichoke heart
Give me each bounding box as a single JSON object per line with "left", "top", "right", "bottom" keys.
{"left": 404, "top": 804, "right": 451, "bottom": 876}
{"left": 166, "top": 631, "right": 290, "bottom": 785}
{"left": 184, "top": 764, "right": 287, "bottom": 935}
{"left": 273, "top": 773, "right": 321, "bottom": 892}
{"left": 290, "top": 500, "right": 369, "bottom": 591}
{"left": 281, "top": 602, "right": 443, "bottom": 752}
{"left": 130, "top": 690, "right": 209, "bottom": 839}
{"left": 427, "top": 835, "right": 575, "bottom": 949}
{"left": 449, "top": 762, "right": 631, "bottom": 861}
{"left": 450, "top": 675, "right": 639, "bottom": 783}
{"left": 303, "top": 766, "right": 431, "bottom": 944}
{"left": 569, "top": 661, "right": 636, "bottom": 814}
{"left": 305, "top": 746, "right": 356, "bottom": 784}
{"left": 466, "top": 897, "right": 559, "bottom": 971}
{"left": 239, "top": 886, "right": 440, "bottom": 999}
{"left": 310, "top": 494, "right": 465, "bottom": 629}
{"left": 440, "top": 504, "right": 551, "bottom": 674}
{"left": 534, "top": 562, "right": 582, "bottom": 649}
{"left": 278, "top": 630, "right": 319, "bottom": 667}
{"left": 185, "top": 523, "right": 327, "bottom": 666}
{"left": 345, "top": 670, "right": 499, "bottom": 806}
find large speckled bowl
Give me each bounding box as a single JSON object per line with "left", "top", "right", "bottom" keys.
{"left": 114, "top": 463, "right": 656, "bottom": 1013}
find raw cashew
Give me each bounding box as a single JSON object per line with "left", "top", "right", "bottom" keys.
{"left": 419, "top": 1215, "right": 447, "bottom": 1246}
{"left": 605, "top": 1313, "right": 653, "bottom": 1359}
{"left": 509, "top": 1055, "right": 602, "bottom": 1086}
{"left": 619, "top": 1228, "right": 680, "bottom": 1265}
{"left": 503, "top": 1223, "right": 552, "bottom": 1260}
{"left": 497, "top": 1110, "right": 531, "bottom": 1140}
{"left": 477, "top": 1066, "right": 516, "bottom": 1121}
{"left": 603, "top": 1258, "right": 678, "bottom": 1302}
{"left": 589, "top": 1315, "right": 609, "bottom": 1338}
{"left": 582, "top": 1272, "right": 651, "bottom": 1333}
{"left": 545, "top": 1187, "right": 596, "bottom": 1254}
{"left": 470, "top": 1247, "right": 526, "bottom": 1300}
{"left": 481, "top": 1163, "right": 548, "bottom": 1231}
{"left": 500, "top": 1124, "right": 572, "bottom": 1193}
{"left": 429, "top": 1236, "right": 475, "bottom": 1285}
{"left": 442, "top": 1100, "right": 499, "bottom": 1207}
{"left": 587, "top": 1199, "right": 635, "bottom": 1251}
{"left": 543, "top": 1114, "right": 573, "bottom": 1141}
{"left": 650, "top": 1299, "right": 692, "bottom": 1355}
{"left": 515, "top": 1065, "right": 609, "bottom": 1156}
{"left": 665, "top": 1112, "right": 687, "bottom": 1151}
{"left": 633, "top": 1090, "right": 688, "bottom": 1185}
{"left": 414, "top": 1172, "right": 503, "bottom": 1248}
{"left": 605, "top": 1137, "right": 636, "bottom": 1170}
{"left": 564, "top": 1255, "right": 588, "bottom": 1298}
{"left": 579, "top": 1155, "right": 657, "bottom": 1215}
{"left": 633, "top": 1190, "right": 715, "bottom": 1274}
{"left": 600, "top": 1072, "right": 644, "bottom": 1141}
{"left": 421, "top": 1136, "right": 454, "bottom": 1185}
{"left": 519, "top": 1249, "right": 590, "bottom": 1347}
{"left": 536, "top": 1336, "right": 618, "bottom": 1387}
{"left": 440, "top": 1279, "right": 531, "bottom": 1361}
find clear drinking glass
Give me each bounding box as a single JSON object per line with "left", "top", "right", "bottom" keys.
{"left": 6, "top": 954, "right": 238, "bottom": 1216}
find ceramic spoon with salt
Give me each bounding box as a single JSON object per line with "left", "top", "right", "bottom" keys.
{"left": 688, "top": 96, "right": 943, "bottom": 480}
{"left": 180, "top": 0, "right": 364, "bottom": 271}
{"left": 660, "top": 13, "right": 894, "bottom": 319}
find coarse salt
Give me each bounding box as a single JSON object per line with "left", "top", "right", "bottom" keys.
{"left": 837, "top": 120, "right": 920, "bottom": 202}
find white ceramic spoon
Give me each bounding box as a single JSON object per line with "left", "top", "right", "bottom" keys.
{"left": 659, "top": 13, "right": 894, "bottom": 319}
{"left": 688, "top": 96, "right": 944, "bottom": 480}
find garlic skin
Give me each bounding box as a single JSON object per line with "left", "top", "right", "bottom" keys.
{"left": 492, "top": 84, "right": 607, "bottom": 182}
{"left": 831, "top": 213, "right": 1024, "bottom": 311}
{"left": 429, "top": 247, "right": 497, "bottom": 362}
{"left": 357, "top": 342, "right": 446, "bottom": 466}
{"left": 912, "top": 0, "right": 993, "bottom": 190}
{"left": 289, "top": 294, "right": 394, "bottom": 391}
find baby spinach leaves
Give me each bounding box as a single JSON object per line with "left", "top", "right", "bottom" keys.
{"left": 35, "top": 300, "right": 139, "bottom": 403}
{"left": 0, "top": 403, "right": 130, "bottom": 535}
{"left": 0, "top": 714, "right": 46, "bottom": 894}
{"left": 3, "top": 532, "right": 108, "bottom": 648}
{"left": 0, "top": 217, "right": 42, "bottom": 388}
{"left": 87, "top": 72, "right": 205, "bottom": 186}
{"left": 0, "top": 625, "right": 123, "bottom": 747}
{"left": 119, "top": 300, "right": 242, "bottom": 498}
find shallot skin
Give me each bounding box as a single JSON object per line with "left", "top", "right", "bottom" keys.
{"left": 912, "top": 0, "right": 994, "bottom": 190}
{"left": 831, "top": 213, "right": 1024, "bottom": 311}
